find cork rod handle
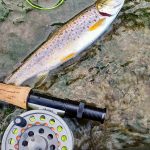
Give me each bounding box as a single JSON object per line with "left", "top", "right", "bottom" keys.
{"left": 0, "top": 83, "right": 31, "bottom": 109}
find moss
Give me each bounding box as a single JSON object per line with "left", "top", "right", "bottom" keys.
{"left": 0, "top": 2, "right": 9, "bottom": 21}
{"left": 121, "top": 7, "right": 150, "bottom": 29}
{"left": 3, "top": 106, "right": 15, "bottom": 116}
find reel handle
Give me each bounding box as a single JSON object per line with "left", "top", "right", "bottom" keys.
{"left": 0, "top": 83, "right": 106, "bottom": 123}
{"left": 0, "top": 83, "right": 31, "bottom": 109}
{"left": 28, "top": 92, "right": 106, "bottom": 123}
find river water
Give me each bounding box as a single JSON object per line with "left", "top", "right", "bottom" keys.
{"left": 0, "top": 0, "right": 150, "bottom": 149}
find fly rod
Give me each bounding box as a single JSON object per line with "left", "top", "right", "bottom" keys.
{"left": 0, "top": 83, "right": 106, "bottom": 123}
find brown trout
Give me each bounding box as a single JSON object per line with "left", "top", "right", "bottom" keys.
{"left": 5, "top": 0, "right": 125, "bottom": 85}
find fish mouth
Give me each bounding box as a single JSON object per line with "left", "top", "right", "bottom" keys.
{"left": 96, "top": 0, "right": 125, "bottom": 16}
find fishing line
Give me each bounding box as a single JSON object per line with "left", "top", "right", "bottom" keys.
{"left": 26, "top": 0, "right": 64, "bottom": 10}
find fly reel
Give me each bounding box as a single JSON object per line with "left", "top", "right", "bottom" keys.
{"left": 1, "top": 110, "right": 74, "bottom": 150}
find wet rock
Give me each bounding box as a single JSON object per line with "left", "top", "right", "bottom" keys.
{"left": 0, "top": 0, "right": 150, "bottom": 149}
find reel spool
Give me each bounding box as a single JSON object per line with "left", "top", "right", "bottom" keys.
{"left": 1, "top": 110, "right": 74, "bottom": 150}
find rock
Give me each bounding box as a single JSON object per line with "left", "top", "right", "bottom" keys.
{"left": 0, "top": 0, "right": 150, "bottom": 149}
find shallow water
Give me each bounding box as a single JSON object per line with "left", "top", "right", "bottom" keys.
{"left": 0, "top": 0, "right": 150, "bottom": 149}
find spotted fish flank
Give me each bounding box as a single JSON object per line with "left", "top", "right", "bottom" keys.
{"left": 89, "top": 18, "right": 106, "bottom": 31}
{"left": 5, "top": 0, "right": 125, "bottom": 85}
{"left": 61, "top": 53, "right": 76, "bottom": 62}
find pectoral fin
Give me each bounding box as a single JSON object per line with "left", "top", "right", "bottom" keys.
{"left": 35, "top": 71, "right": 49, "bottom": 87}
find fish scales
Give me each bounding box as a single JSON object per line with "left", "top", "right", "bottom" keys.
{"left": 5, "top": 0, "right": 124, "bottom": 85}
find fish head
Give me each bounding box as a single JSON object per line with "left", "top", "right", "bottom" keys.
{"left": 96, "top": 0, "right": 125, "bottom": 16}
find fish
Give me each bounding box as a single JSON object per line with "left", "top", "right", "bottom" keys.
{"left": 5, "top": 0, "right": 125, "bottom": 85}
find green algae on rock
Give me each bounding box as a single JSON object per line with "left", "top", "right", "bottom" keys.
{"left": 0, "top": 1, "right": 9, "bottom": 21}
